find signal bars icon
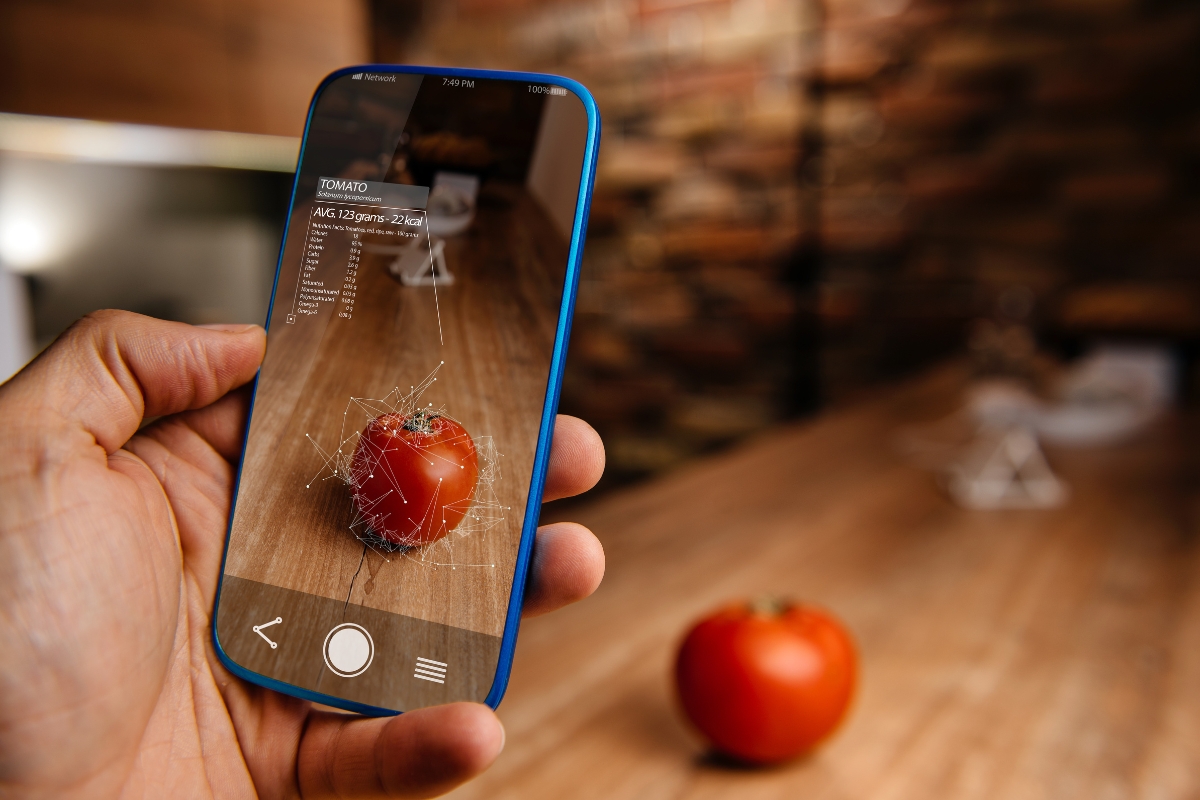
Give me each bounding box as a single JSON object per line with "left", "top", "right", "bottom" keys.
{"left": 352, "top": 73, "right": 363, "bottom": 80}
{"left": 413, "top": 656, "right": 448, "bottom": 684}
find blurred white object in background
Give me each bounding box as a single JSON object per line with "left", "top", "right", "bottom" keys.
{"left": 903, "top": 344, "right": 1175, "bottom": 511}
{"left": 947, "top": 427, "right": 1068, "bottom": 510}
{"left": 965, "top": 380, "right": 1043, "bottom": 429}
{"left": 389, "top": 236, "right": 450, "bottom": 287}
{"left": 0, "top": 265, "right": 34, "bottom": 382}
{"left": 425, "top": 172, "right": 478, "bottom": 238}
{"left": 967, "top": 345, "right": 1176, "bottom": 447}
{"left": 383, "top": 171, "right": 478, "bottom": 287}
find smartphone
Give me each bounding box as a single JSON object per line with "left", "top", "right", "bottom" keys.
{"left": 212, "top": 65, "right": 599, "bottom": 715}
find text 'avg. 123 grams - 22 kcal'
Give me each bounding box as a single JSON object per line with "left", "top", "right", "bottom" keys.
{"left": 212, "top": 65, "right": 600, "bottom": 714}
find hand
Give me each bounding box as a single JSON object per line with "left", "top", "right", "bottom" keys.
{"left": 0, "top": 310, "right": 605, "bottom": 799}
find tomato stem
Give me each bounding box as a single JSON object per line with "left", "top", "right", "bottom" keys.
{"left": 402, "top": 409, "right": 441, "bottom": 434}
{"left": 749, "top": 596, "right": 790, "bottom": 617}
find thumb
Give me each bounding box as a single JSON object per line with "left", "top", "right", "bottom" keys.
{"left": 2, "top": 310, "right": 265, "bottom": 453}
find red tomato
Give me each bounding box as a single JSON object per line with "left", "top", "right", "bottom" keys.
{"left": 675, "top": 600, "right": 856, "bottom": 764}
{"left": 350, "top": 410, "right": 479, "bottom": 547}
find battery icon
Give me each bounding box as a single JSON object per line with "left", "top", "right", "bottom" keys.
{"left": 550, "top": 86, "right": 567, "bottom": 95}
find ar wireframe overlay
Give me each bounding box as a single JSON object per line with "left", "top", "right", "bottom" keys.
{"left": 216, "top": 72, "right": 590, "bottom": 711}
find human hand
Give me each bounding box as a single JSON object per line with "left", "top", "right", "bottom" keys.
{"left": 0, "top": 310, "right": 605, "bottom": 799}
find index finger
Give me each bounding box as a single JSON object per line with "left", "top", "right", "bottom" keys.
{"left": 541, "top": 415, "right": 605, "bottom": 503}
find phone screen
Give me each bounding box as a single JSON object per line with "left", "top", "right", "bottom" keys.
{"left": 214, "top": 70, "right": 593, "bottom": 713}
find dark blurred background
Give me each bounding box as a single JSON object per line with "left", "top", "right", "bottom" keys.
{"left": 1, "top": 0, "right": 1197, "bottom": 487}
{"left": 4, "top": 6, "right": 1200, "bottom": 793}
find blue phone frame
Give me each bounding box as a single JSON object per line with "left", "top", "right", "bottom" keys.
{"left": 212, "top": 64, "right": 601, "bottom": 716}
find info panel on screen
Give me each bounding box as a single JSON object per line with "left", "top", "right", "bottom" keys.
{"left": 215, "top": 71, "right": 590, "bottom": 712}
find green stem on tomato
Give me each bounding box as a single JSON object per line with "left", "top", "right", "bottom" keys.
{"left": 749, "top": 596, "right": 790, "bottom": 617}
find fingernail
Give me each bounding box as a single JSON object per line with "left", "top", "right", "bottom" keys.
{"left": 198, "top": 323, "right": 260, "bottom": 333}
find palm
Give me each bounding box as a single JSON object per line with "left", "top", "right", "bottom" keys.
{"left": 0, "top": 312, "right": 604, "bottom": 799}
{"left": 127, "top": 394, "right": 308, "bottom": 797}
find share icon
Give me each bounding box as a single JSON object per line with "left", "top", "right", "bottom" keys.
{"left": 253, "top": 617, "right": 283, "bottom": 649}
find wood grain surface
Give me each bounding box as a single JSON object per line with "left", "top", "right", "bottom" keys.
{"left": 449, "top": 364, "right": 1200, "bottom": 799}
{"left": 225, "top": 185, "right": 566, "bottom": 639}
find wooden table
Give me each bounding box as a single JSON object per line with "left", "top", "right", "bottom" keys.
{"left": 449, "top": 365, "right": 1200, "bottom": 799}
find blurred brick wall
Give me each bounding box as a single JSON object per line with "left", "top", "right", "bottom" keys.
{"left": 814, "top": 0, "right": 1200, "bottom": 399}
{"left": 5, "top": 0, "right": 1194, "bottom": 481}
{"left": 389, "top": 0, "right": 819, "bottom": 482}
{"left": 381, "top": 0, "right": 1200, "bottom": 481}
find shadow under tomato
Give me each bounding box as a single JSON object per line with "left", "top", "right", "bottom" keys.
{"left": 695, "top": 749, "right": 816, "bottom": 772}
{"left": 624, "top": 683, "right": 817, "bottom": 773}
